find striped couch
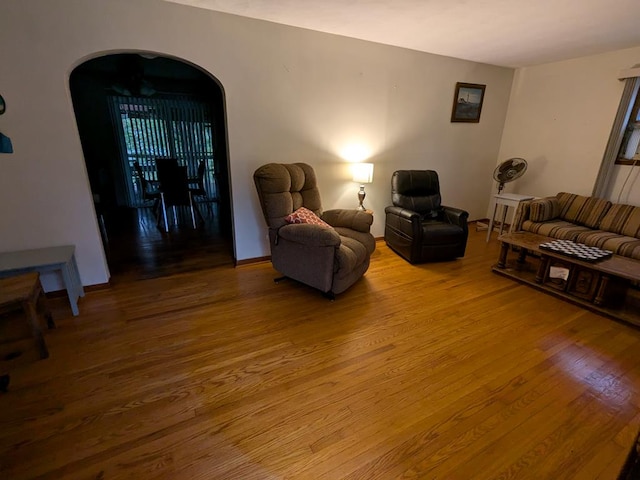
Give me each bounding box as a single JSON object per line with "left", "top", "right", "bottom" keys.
{"left": 512, "top": 192, "right": 640, "bottom": 260}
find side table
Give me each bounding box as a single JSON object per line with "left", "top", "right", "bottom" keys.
{"left": 0, "top": 272, "right": 54, "bottom": 360}
{"left": 0, "top": 246, "right": 84, "bottom": 316}
{"left": 486, "top": 193, "right": 534, "bottom": 242}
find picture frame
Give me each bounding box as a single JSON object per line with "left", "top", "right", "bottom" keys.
{"left": 451, "top": 82, "right": 486, "bottom": 123}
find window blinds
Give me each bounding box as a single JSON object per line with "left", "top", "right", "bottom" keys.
{"left": 108, "top": 95, "right": 218, "bottom": 207}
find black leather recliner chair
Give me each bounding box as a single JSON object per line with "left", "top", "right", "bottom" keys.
{"left": 384, "top": 170, "right": 469, "bottom": 263}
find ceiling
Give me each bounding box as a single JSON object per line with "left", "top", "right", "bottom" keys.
{"left": 163, "top": 0, "right": 640, "bottom": 68}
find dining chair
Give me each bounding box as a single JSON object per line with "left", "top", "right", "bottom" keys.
{"left": 133, "top": 161, "right": 161, "bottom": 209}
{"left": 155, "top": 157, "right": 178, "bottom": 174}
{"left": 189, "top": 160, "right": 214, "bottom": 216}
{"left": 156, "top": 164, "right": 201, "bottom": 232}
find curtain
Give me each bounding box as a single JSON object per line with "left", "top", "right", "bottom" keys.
{"left": 592, "top": 72, "right": 640, "bottom": 198}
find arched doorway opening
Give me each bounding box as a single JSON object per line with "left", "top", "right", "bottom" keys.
{"left": 70, "top": 53, "right": 234, "bottom": 280}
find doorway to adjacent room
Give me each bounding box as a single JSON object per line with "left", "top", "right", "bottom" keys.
{"left": 70, "top": 53, "right": 234, "bottom": 280}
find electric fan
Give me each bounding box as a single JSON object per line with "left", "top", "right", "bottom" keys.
{"left": 493, "top": 158, "right": 528, "bottom": 193}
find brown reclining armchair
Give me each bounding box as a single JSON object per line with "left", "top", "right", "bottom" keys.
{"left": 384, "top": 170, "right": 468, "bottom": 263}
{"left": 254, "top": 163, "right": 375, "bottom": 298}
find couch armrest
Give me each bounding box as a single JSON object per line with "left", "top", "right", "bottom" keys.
{"left": 512, "top": 200, "right": 533, "bottom": 232}
{"left": 512, "top": 196, "right": 559, "bottom": 231}
{"left": 277, "top": 224, "right": 341, "bottom": 247}
{"left": 442, "top": 206, "right": 469, "bottom": 229}
{"left": 321, "top": 209, "right": 373, "bottom": 233}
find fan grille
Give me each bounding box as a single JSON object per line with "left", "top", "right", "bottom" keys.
{"left": 493, "top": 158, "right": 527, "bottom": 193}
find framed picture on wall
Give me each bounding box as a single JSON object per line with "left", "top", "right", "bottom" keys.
{"left": 451, "top": 82, "right": 486, "bottom": 123}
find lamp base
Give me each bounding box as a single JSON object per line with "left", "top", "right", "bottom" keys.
{"left": 357, "top": 185, "right": 366, "bottom": 210}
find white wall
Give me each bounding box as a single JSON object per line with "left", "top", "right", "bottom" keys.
{"left": 0, "top": 0, "right": 513, "bottom": 288}
{"left": 498, "top": 46, "right": 640, "bottom": 206}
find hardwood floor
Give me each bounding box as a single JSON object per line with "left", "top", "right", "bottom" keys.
{"left": 2, "top": 228, "right": 640, "bottom": 479}
{"left": 99, "top": 204, "right": 234, "bottom": 281}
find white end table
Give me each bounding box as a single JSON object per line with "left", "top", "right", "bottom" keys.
{"left": 486, "top": 193, "right": 534, "bottom": 242}
{"left": 0, "top": 246, "right": 84, "bottom": 316}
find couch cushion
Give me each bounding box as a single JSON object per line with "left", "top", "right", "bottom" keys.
{"left": 598, "top": 203, "right": 640, "bottom": 238}
{"left": 556, "top": 192, "right": 611, "bottom": 228}
{"left": 529, "top": 197, "right": 560, "bottom": 222}
{"left": 521, "top": 219, "right": 592, "bottom": 240}
{"left": 603, "top": 237, "right": 640, "bottom": 260}
{"left": 575, "top": 230, "right": 640, "bottom": 260}
{"left": 285, "top": 207, "right": 331, "bottom": 228}
{"left": 421, "top": 221, "right": 465, "bottom": 245}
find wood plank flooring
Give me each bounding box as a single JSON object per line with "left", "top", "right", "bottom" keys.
{"left": 2, "top": 228, "right": 640, "bottom": 479}
{"left": 100, "top": 204, "right": 234, "bottom": 281}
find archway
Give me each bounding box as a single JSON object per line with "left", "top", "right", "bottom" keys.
{"left": 70, "top": 53, "right": 234, "bottom": 279}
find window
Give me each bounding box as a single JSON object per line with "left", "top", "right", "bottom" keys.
{"left": 108, "top": 95, "right": 218, "bottom": 207}
{"left": 616, "top": 85, "right": 640, "bottom": 165}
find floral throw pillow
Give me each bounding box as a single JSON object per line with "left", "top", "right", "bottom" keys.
{"left": 285, "top": 207, "right": 331, "bottom": 228}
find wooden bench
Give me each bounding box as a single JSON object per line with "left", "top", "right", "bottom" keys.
{"left": 0, "top": 246, "right": 84, "bottom": 316}
{"left": 0, "top": 272, "right": 55, "bottom": 393}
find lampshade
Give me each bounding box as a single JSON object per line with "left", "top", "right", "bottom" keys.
{"left": 352, "top": 162, "right": 374, "bottom": 184}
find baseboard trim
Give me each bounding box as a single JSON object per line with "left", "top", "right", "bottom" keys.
{"left": 44, "top": 281, "right": 111, "bottom": 298}
{"left": 236, "top": 256, "right": 271, "bottom": 266}
{"left": 235, "top": 225, "right": 485, "bottom": 266}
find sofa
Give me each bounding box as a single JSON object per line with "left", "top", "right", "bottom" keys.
{"left": 513, "top": 192, "right": 640, "bottom": 260}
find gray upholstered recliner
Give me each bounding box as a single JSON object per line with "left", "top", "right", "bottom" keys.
{"left": 384, "top": 170, "right": 469, "bottom": 263}
{"left": 253, "top": 163, "right": 375, "bottom": 298}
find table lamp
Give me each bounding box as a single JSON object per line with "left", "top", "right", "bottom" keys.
{"left": 352, "top": 162, "right": 374, "bottom": 211}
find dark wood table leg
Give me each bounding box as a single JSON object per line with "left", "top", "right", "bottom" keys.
{"left": 36, "top": 283, "right": 55, "bottom": 329}
{"left": 595, "top": 275, "right": 610, "bottom": 306}
{"left": 536, "top": 256, "right": 550, "bottom": 284}
{"left": 0, "top": 374, "right": 9, "bottom": 393}
{"left": 497, "top": 241, "right": 509, "bottom": 268}
{"left": 22, "top": 284, "right": 49, "bottom": 359}
{"left": 517, "top": 247, "right": 528, "bottom": 264}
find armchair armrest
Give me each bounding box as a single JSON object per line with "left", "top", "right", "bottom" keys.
{"left": 384, "top": 206, "right": 421, "bottom": 221}
{"left": 384, "top": 205, "right": 422, "bottom": 240}
{"left": 277, "top": 224, "right": 341, "bottom": 247}
{"left": 321, "top": 209, "right": 373, "bottom": 233}
{"left": 442, "top": 206, "right": 469, "bottom": 228}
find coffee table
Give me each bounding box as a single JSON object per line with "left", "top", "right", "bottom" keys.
{"left": 493, "top": 232, "right": 640, "bottom": 326}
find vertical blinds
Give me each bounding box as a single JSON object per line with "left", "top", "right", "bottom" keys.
{"left": 108, "top": 95, "right": 217, "bottom": 207}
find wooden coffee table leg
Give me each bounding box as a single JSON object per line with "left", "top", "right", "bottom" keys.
{"left": 536, "top": 256, "right": 550, "bottom": 284}
{"left": 36, "top": 285, "right": 55, "bottom": 329}
{"left": 595, "top": 275, "right": 610, "bottom": 306}
{"left": 0, "top": 374, "right": 9, "bottom": 393}
{"left": 517, "top": 247, "right": 528, "bottom": 264}
{"left": 497, "top": 241, "right": 509, "bottom": 268}
{"left": 23, "top": 286, "right": 49, "bottom": 359}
